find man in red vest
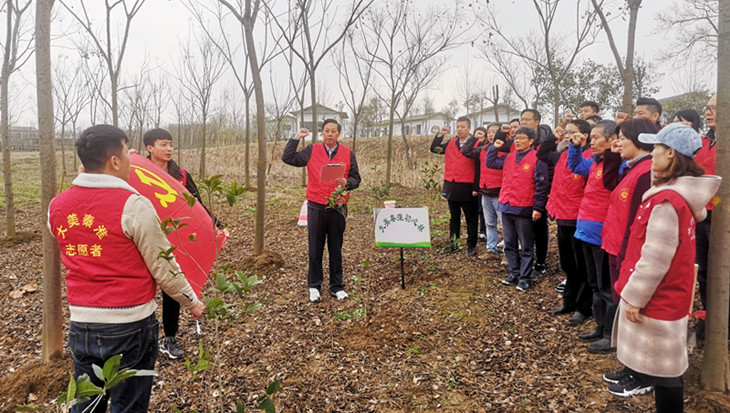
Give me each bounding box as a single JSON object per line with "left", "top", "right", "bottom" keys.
{"left": 48, "top": 125, "right": 205, "bottom": 412}
{"left": 143, "top": 128, "right": 221, "bottom": 360}
{"left": 430, "top": 116, "right": 480, "bottom": 256}
{"left": 282, "top": 119, "right": 361, "bottom": 303}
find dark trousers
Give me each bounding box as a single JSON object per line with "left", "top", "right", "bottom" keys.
{"left": 448, "top": 198, "right": 479, "bottom": 249}
{"left": 582, "top": 241, "right": 609, "bottom": 334}
{"left": 69, "top": 314, "right": 159, "bottom": 413}
{"left": 503, "top": 213, "right": 534, "bottom": 281}
{"left": 532, "top": 213, "right": 549, "bottom": 265}
{"left": 162, "top": 291, "right": 180, "bottom": 338}
{"left": 478, "top": 195, "right": 486, "bottom": 235}
{"left": 632, "top": 371, "right": 683, "bottom": 413}
{"left": 604, "top": 253, "right": 621, "bottom": 340}
{"left": 696, "top": 210, "right": 711, "bottom": 307}
{"left": 557, "top": 224, "right": 591, "bottom": 314}
{"left": 307, "top": 203, "right": 346, "bottom": 293}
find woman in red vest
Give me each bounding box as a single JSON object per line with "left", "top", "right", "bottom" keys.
{"left": 605, "top": 123, "right": 720, "bottom": 413}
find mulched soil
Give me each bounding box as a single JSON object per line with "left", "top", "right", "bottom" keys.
{"left": 0, "top": 185, "right": 728, "bottom": 412}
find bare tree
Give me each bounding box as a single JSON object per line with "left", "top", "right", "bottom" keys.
{"left": 175, "top": 33, "right": 226, "bottom": 178}
{"left": 266, "top": 63, "right": 296, "bottom": 175}
{"left": 219, "top": 0, "right": 269, "bottom": 255}
{"left": 1, "top": 0, "right": 33, "bottom": 239}
{"left": 655, "top": 0, "right": 718, "bottom": 65}
{"left": 267, "top": 0, "right": 372, "bottom": 142}
{"left": 53, "top": 55, "right": 89, "bottom": 172}
{"left": 81, "top": 49, "right": 111, "bottom": 125}
{"left": 591, "top": 0, "right": 642, "bottom": 113}
{"left": 171, "top": 88, "right": 192, "bottom": 167}
{"left": 148, "top": 74, "right": 168, "bottom": 129}
{"left": 702, "top": 0, "right": 730, "bottom": 393}
{"left": 355, "top": 0, "right": 463, "bottom": 185}
{"left": 59, "top": 0, "right": 147, "bottom": 126}
{"left": 37, "top": 0, "right": 63, "bottom": 363}
{"left": 335, "top": 31, "right": 375, "bottom": 153}
{"left": 476, "top": 0, "right": 599, "bottom": 123}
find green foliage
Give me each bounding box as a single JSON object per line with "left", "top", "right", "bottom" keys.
{"left": 256, "top": 379, "right": 281, "bottom": 413}
{"left": 420, "top": 160, "right": 443, "bottom": 200}
{"left": 159, "top": 216, "right": 190, "bottom": 236}
{"left": 207, "top": 271, "right": 263, "bottom": 323}
{"left": 326, "top": 184, "right": 349, "bottom": 211}
{"left": 183, "top": 343, "right": 212, "bottom": 382}
{"left": 407, "top": 346, "right": 420, "bottom": 355}
{"left": 57, "top": 355, "right": 156, "bottom": 410}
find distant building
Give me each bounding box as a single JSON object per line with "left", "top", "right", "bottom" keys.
{"left": 465, "top": 104, "right": 518, "bottom": 127}
{"left": 290, "top": 104, "right": 349, "bottom": 133}
{"left": 387, "top": 112, "right": 453, "bottom": 137}
{"left": 9, "top": 126, "right": 39, "bottom": 151}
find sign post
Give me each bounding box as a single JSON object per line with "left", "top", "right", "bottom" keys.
{"left": 374, "top": 207, "right": 430, "bottom": 288}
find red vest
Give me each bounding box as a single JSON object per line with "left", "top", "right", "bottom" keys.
{"left": 546, "top": 149, "right": 590, "bottom": 220}
{"left": 48, "top": 186, "right": 157, "bottom": 307}
{"left": 306, "top": 143, "right": 352, "bottom": 205}
{"left": 577, "top": 160, "right": 611, "bottom": 222}
{"left": 444, "top": 139, "right": 476, "bottom": 183}
{"left": 695, "top": 136, "right": 716, "bottom": 210}
{"left": 499, "top": 149, "right": 538, "bottom": 208}
{"left": 177, "top": 168, "right": 188, "bottom": 187}
{"left": 601, "top": 158, "right": 652, "bottom": 255}
{"left": 616, "top": 190, "right": 696, "bottom": 321}
{"left": 479, "top": 146, "right": 504, "bottom": 189}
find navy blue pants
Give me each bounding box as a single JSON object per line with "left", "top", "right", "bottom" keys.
{"left": 502, "top": 213, "right": 534, "bottom": 281}
{"left": 307, "top": 202, "right": 346, "bottom": 293}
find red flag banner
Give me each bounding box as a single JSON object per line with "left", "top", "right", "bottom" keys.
{"left": 127, "top": 153, "right": 226, "bottom": 297}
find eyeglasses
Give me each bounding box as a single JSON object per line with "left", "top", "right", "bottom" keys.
{"left": 564, "top": 131, "right": 579, "bottom": 136}
{"left": 704, "top": 105, "right": 717, "bottom": 113}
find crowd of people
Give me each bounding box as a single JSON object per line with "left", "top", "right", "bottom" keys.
{"left": 430, "top": 96, "right": 722, "bottom": 412}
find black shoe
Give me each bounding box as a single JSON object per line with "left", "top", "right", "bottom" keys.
{"left": 547, "top": 304, "right": 574, "bottom": 316}
{"left": 502, "top": 275, "right": 519, "bottom": 286}
{"left": 555, "top": 279, "right": 566, "bottom": 293}
{"left": 449, "top": 242, "right": 459, "bottom": 252}
{"left": 578, "top": 328, "right": 603, "bottom": 342}
{"left": 534, "top": 262, "right": 547, "bottom": 274}
{"left": 465, "top": 247, "right": 477, "bottom": 257}
{"left": 603, "top": 367, "right": 631, "bottom": 384}
{"left": 606, "top": 375, "right": 652, "bottom": 397}
{"left": 587, "top": 338, "right": 615, "bottom": 354}
{"left": 516, "top": 280, "right": 531, "bottom": 292}
{"left": 566, "top": 311, "right": 591, "bottom": 327}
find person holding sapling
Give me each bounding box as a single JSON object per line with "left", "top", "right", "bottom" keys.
{"left": 143, "top": 128, "right": 222, "bottom": 360}
{"left": 282, "top": 119, "right": 361, "bottom": 303}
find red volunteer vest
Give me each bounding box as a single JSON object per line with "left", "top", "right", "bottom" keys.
{"left": 601, "top": 158, "right": 652, "bottom": 255}
{"left": 177, "top": 168, "right": 188, "bottom": 187}
{"left": 444, "top": 139, "right": 476, "bottom": 183}
{"left": 48, "top": 186, "right": 157, "bottom": 307}
{"left": 695, "top": 136, "right": 716, "bottom": 210}
{"left": 577, "top": 160, "right": 611, "bottom": 222}
{"left": 499, "top": 149, "right": 538, "bottom": 208}
{"left": 306, "top": 143, "right": 352, "bottom": 205}
{"left": 479, "top": 146, "right": 504, "bottom": 190}
{"left": 615, "top": 190, "right": 696, "bottom": 321}
{"left": 546, "top": 149, "right": 591, "bottom": 220}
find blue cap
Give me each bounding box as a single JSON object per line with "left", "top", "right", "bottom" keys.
{"left": 638, "top": 122, "right": 702, "bottom": 158}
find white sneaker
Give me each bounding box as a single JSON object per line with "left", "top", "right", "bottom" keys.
{"left": 331, "top": 290, "right": 349, "bottom": 301}
{"left": 309, "top": 288, "right": 321, "bottom": 302}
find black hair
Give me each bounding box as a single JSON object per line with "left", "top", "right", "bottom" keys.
{"left": 636, "top": 97, "right": 662, "bottom": 115}
{"left": 580, "top": 100, "right": 600, "bottom": 114}
{"left": 591, "top": 119, "right": 618, "bottom": 142}
{"left": 474, "top": 126, "right": 489, "bottom": 137}
{"left": 456, "top": 116, "right": 471, "bottom": 127}
{"left": 569, "top": 119, "right": 592, "bottom": 135}
{"left": 509, "top": 118, "right": 520, "bottom": 125}
{"left": 487, "top": 122, "right": 501, "bottom": 130}
{"left": 585, "top": 114, "right": 603, "bottom": 123}
{"left": 143, "top": 128, "right": 173, "bottom": 147}
{"left": 76, "top": 125, "right": 128, "bottom": 172}
{"left": 619, "top": 118, "right": 658, "bottom": 152}
{"left": 321, "top": 118, "right": 341, "bottom": 132}
{"left": 515, "top": 126, "right": 536, "bottom": 140}
{"left": 673, "top": 109, "right": 702, "bottom": 132}
{"left": 520, "top": 108, "right": 541, "bottom": 122}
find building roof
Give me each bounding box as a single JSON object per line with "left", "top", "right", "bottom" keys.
{"left": 465, "top": 104, "right": 518, "bottom": 119}
{"left": 291, "top": 103, "right": 349, "bottom": 119}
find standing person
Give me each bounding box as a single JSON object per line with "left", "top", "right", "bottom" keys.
{"left": 143, "top": 128, "right": 219, "bottom": 360}
{"left": 694, "top": 94, "right": 719, "bottom": 337}
{"left": 672, "top": 109, "right": 702, "bottom": 132}
{"left": 557, "top": 100, "right": 601, "bottom": 129}
{"left": 519, "top": 109, "right": 553, "bottom": 275}
{"left": 487, "top": 126, "right": 549, "bottom": 291}
{"left": 542, "top": 119, "right": 593, "bottom": 326}
{"left": 508, "top": 118, "right": 520, "bottom": 139}
{"left": 282, "top": 119, "right": 361, "bottom": 302}
{"left": 568, "top": 120, "right": 617, "bottom": 352}
{"left": 430, "top": 116, "right": 480, "bottom": 256}
{"left": 462, "top": 123, "right": 505, "bottom": 260}
{"left": 597, "top": 119, "right": 658, "bottom": 353}
{"left": 48, "top": 125, "right": 205, "bottom": 412}
{"left": 607, "top": 123, "right": 720, "bottom": 411}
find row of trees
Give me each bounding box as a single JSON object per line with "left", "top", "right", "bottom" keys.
{"left": 13, "top": 0, "right": 727, "bottom": 395}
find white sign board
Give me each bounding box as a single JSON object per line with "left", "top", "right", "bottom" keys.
{"left": 374, "top": 207, "right": 430, "bottom": 248}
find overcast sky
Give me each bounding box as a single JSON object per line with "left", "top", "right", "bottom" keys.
{"left": 4, "top": 0, "right": 717, "bottom": 127}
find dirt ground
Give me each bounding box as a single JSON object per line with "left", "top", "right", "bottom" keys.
{"left": 1, "top": 183, "right": 729, "bottom": 412}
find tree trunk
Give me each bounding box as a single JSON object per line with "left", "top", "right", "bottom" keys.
{"left": 399, "top": 119, "right": 412, "bottom": 168}
{"left": 309, "top": 66, "right": 317, "bottom": 142}
{"left": 352, "top": 119, "right": 358, "bottom": 153}
{"left": 111, "top": 74, "right": 119, "bottom": 127}
{"left": 2, "top": 0, "right": 15, "bottom": 239}
{"left": 37, "top": 0, "right": 63, "bottom": 363}
{"left": 245, "top": 95, "right": 251, "bottom": 189}
{"left": 385, "top": 98, "right": 395, "bottom": 186}
{"left": 200, "top": 115, "right": 207, "bottom": 178}
{"left": 59, "top": 124, "right": 67, "bottom": 172}
{"left": 621, "top": 1, "right": 641, "bottom": 113}
{"left": 701, "top": 0, "right": 730, "bottom": 392}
